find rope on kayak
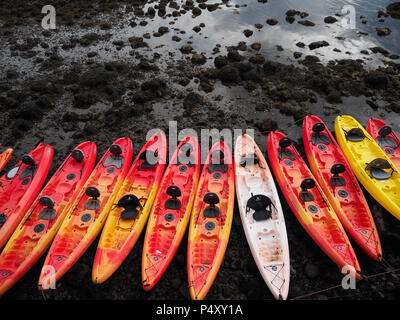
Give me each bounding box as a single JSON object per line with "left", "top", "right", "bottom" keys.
{"left": 290, "top": 266, "right": 400, "bottom": 300}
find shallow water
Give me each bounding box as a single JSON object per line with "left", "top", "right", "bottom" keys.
{"left": 1, "top": 0, "right": 400, "bottom": 77}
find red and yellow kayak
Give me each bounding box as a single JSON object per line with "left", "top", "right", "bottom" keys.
{"left": 0, "top": 146, "right": 13, "bottom": 173}
{"left": 267, "top": 131, "right": 361, "bottom": 279}
{"left": 38, "top": 138, "right": 133, "bottom": 288}
{"left": 303, "top": 116, "right": 382, "bottom": 261}
{"left": 187, "top": 142, "right": 235, "bottom": 300}
{"left": 0, "top": 141, "right": 97, "bottom": 296}
{"left": 366, "top": 118, "right": 400, "bottom": 170}
{"left": 93, "top": 132, "right": 167, "bottom": 284}
{"left": 0, "top": 142, "right": 53, "bottom": 249}
{"left": 142, "top": 136, "right": 200, "bottom": 290}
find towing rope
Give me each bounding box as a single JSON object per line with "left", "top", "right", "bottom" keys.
{"left": 291, "top": 266, "right": 400, "bottom": 300}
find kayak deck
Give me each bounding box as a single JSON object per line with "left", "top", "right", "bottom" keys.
{"left": 235, "top": 134, "right": 290, "bottom": 300}
{"left": 303, "top": 116, "right": 382, "bottom": 261}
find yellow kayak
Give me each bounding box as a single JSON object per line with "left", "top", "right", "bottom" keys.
{"left": 335, "top": 115, "right": 400, "bottom": 220}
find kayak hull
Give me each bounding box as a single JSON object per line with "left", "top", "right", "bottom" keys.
{"left": 303, "top": 116, "right": 382, "bottom": 261}
{"left": 267, "top": 131, "right": 361, "bottom": 279}
{"left": 38, "top": 138, "right": 133, "bottom": 288}
{"left": 142, "top": 136, "right": 200, "bottom": 291}
{"left": 0, "top": 141, "right": 97, "bottom": 296}
{"left": 93, "top": 132, "right": 167, "bottom": 284}
{"left": 235, "top": 134, "right": 290, "bottom": 300}
{"left": 187, "top": 142, "right": 235, "bottom": 300}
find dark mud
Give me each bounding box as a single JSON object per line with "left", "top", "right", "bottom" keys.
{"left": 1, "top": 1, "right": 400, "bottom": 300}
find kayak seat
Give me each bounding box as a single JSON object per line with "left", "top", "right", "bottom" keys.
{"left": 239, "top": 154, "right": 259, "bottom": 167}
{"left": 278, "top": 137, "right": 296, "bottom": 161}
{"left": 311, "top": 134, "right": 330, "bottom": 146}
{"left": 84, "top": 186, "right": 101, "bottom": 210}
{"left": 104, "top": 155, "right": 124, "bottom": 169}
{"left": 19, "top": 166, "right": 36, "bottom": 180}
{"left": 21, "top": 154, "right": 36, "bottom": 166}
{"left": 299, "top": 178, "right": 316, "bottom": 202}
{"left": 118, "top": 194, "right": 142, "bottom": 219}
{"left": 365, "top": 158, "right": 394, "bottom": 180}
{"left": 139, "top": 150, "right": 158, "bottom": 169}
{"left": 165, "top": 185, "right": 182, "bottom": 210}
{"left": 71, "top": 149, "right": 85, "bottom": 163}
{"left": 38, "top": 208, "right": 56, "bottom": 220}
{"left": 176, "top": 143, "right": 195, "bottom": 167}
{"left": 246, "top": 194, "right": 272, "bottom": 221}
{"left": 377, "top": 137, "right": 397, "bottom": 149}
{"left": 330, "top": 163, "right": 346, "bottom": 187}
{"left": 346, "top": 128, "right": 365, "bottom": 142}
{"left": 203, "top": 192, "right": 220, "bottom": 218}
{"left": 208, "top": 150, "right": 227, "bottom": 173}
{"left": 208, "top": 163, "right": 228, "bottom": 173}
{"left": 311, "top": 122, "right": 330, "bottom": 145}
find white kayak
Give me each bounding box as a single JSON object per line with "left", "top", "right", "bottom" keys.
{"left": 234, "top": 134, "right": 290, "bottom": 300}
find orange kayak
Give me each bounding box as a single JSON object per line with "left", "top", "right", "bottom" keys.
{"left": 142, "top": 136, "right": 200, "bottom": 290}
{"left": 38, "top": 138, "right": 133, "bottom": 288}
{"left": 0, "top": 142, "right": 53, "bottom": 249}
{"left": 0, "top": 146, "right": 13, "bottom": 173}
{"left": 93, "top": 132, "right": 167, "bottom": 284}
{"left": 303, "top": 116, "right": 382, "bottom": 261}
{"left": 267, "top": 131, "right": 361, "bottom": 279}
{"left": 0, "top": 141, "right": 97, "bottom": 296}
{"left": 366, "top": 118, "right": 400, "bottom": 170}
{"left": 187, "top": 142, "right": 235, "bottom": 300}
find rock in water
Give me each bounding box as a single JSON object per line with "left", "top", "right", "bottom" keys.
{"left": 309, "top": 41, "right": 330, "bottom": 50}
{"left": 387, "top": 2, "right": 400, "bottom": 19}
{"left": 375, "top": 27, "right": 392, "bottom": 36}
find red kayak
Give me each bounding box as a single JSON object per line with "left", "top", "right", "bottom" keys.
{"left": 0, "top": 141, "right": 97, "bottom": 296}
{"left": 303, "top": 115, "right": 382, "bottom": 261}
{"left": 142, "top": 136, "right": 200, "bottom": 291}
{"left": 267, "top": 131, "right": 361, "bottom": 279}
{"left": 0, "top": 142, "right": 53, "bottom": 249}
{"left": 366, "top": 118, "right": 400, "bottom": 170}
{"left": 38, "top": 138, "right": 133, "bottom": 287}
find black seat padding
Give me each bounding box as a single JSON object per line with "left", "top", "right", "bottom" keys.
{"left": 38, "top": 208, "right": 56, "bottom": 220}
{"left": 21, "top": 154, "right": 36, "bottom": 166}
{"left": 346, "top": 128, "right": 365, "bottom": 142}
{"left": 118, "top": 194, "right": 142, "bottom": 219}
{"left": 377, "top": 137, "right": 398, "bottom": 149}
{"left": 165, "top": 185, "right": 182, "bottom": 210}
{"left": 311, "top": 134, "right": 330, "bottom": 146}
{"left": 39, "top": 196, "right": 55, "bottom": 209}
{"left": 311, "top": 122, "right": 330, "bottom": 145}
{"left": 139, "top": 150, "right": 158, "bottom": 169}
{"left": 299, "top": 178, "right": 316, "bottom": 202}
{"left": 110, "top": 144, "right": 123, "bottom": 156}
{"left": 330, "top": 163, "right": 346, "bottom": 187}
{"left": 278, "top": 137, "right": 296, "bottom": 161}
{"left": 71, "top": 149, "right": 85, "bottom": 162}
{"left": 19, "top": 166, "right": 36, "bottom": 180}
{"left": 203, "top": 192, "right": 220, "bottom": 218}
{"left": 247, "top": 195, "right": 272, "bottom": 221}
{"left": 104, "top": 155, "right": 124, "bottom": 169}
{"left": 366, "top": 158, "right": 394, "bottom": 180}
{"left": 86, "top": 186, "right": 100, "bottom": 199}
{"left": 240, "top": 154, "right": 259, "bottom": 167}
{"left": 378, "top": 125, "right": 393, "bottom": 137}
